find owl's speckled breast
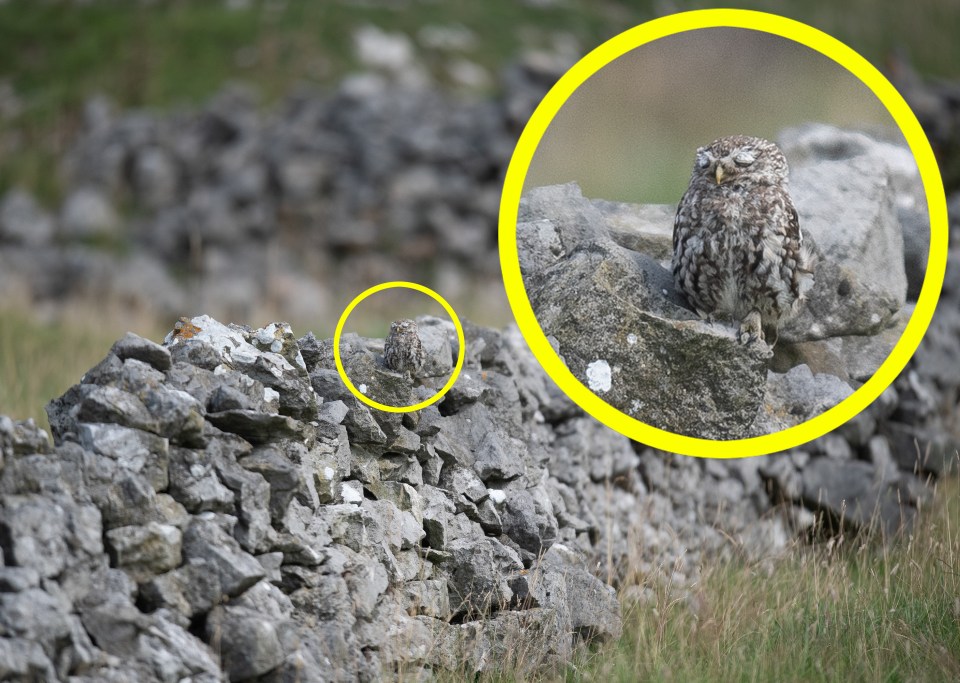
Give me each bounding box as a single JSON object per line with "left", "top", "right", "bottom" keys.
{"left": 672, "top": 135, "right": 812, "bottom": 343}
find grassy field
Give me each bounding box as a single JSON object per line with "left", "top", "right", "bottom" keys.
{"left": 2, "top": 306, "right": 958, "bottom": 681}
{"left": 1, "top": 0, "right": 958, "bottom": 203}
{"left": 1, "top": 2, "right": 958, "bottom": 679}
{"left": 0, "top": 306, "right": 167, "bottom": 430}
{"left": 573, "top": 476, "right": 960, "bottom": 682}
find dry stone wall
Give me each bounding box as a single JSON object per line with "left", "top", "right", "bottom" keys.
{"left": 3, "top": 273, "right": 957, "bottom": 679}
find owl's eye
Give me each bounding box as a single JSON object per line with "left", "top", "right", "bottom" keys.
{"left": 734, "top": 151, "right": 756, "bottom": 166}
{"left": 696, "top": 151, "right": 711, "bottom": 169}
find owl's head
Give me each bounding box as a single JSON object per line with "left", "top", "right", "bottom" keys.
{"left": 390, "top": 319, "right": 417, "bottom": 334}
{"left": 691, "top": 135, "right": 788, "bottom": 186}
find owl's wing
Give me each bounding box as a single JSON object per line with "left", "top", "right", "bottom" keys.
{"left": 672, "top": 189, "right": 694, "bottom": 274}
{"left": 787, "top": 199, "right": 801, "bottom": 243}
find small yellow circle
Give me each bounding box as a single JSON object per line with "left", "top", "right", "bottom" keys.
{"left": 333, "top": 281, "right": 466, "bottom": 413}
{"left": 498, "top": 9, "right": 948, "bottom": 457}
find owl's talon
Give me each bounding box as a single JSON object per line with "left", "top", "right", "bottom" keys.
{"left": 738, "top": 310, "right": 764, "bottom": 345}
{"left": 673, "top": 136, "right": 811, "bottom": 357}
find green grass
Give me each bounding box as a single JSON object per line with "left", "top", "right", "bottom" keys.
{"left": 1, "top": 0, "right": 958, "bottom": 203}
{"left": 0, "top": 306, "right": 167, "bottom": 431}
{"left": 574, "top": 477, "right": 960, "bottom": 682}
{"left": 0, "top": 0, "right": 634, "bottom": 203}
{"left": 2, "top": 300, "right": 958, "bottom": 681}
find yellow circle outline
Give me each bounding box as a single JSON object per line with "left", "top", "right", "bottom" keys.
{"left": 333, "top": 281, "right": 466, "bottom": 413}
{"left": 499, "top": 9, "right": 947, "bottom": 458}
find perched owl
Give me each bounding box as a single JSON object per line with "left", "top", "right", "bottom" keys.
{"left": 383, "top": 319, "right": 424, "bottom": 378}
{"left": 672, "top": 135, "right": 815, "bottom": 345}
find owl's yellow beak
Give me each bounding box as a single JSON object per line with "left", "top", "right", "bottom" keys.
{"left": 715, "top": 165, "right": 725, "bottom": 184}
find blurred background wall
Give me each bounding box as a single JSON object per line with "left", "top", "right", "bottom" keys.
{"left": 0, "top": 0, "right": 957, "bottom": 425}
{"left": 526, "top": 27, "right": 905, "bottom": 203}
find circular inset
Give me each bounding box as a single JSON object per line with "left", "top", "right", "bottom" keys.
{"left": 333, "top": 281, "right": 466, "bottom": 413}
{"left": 499, "top": 10, "right": 948, "bottom": 457}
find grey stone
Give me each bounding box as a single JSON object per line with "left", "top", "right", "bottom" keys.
{"left": 815, "top": 434, "right": 853, "bottom": 460}
{"left": 256, "top": 552, "right": 284, "bottom": 584}
{"left": 594, "top": 199, "right": 675, "bottom": 261}
{"left": 0, "top": 495, "right": 70, "bottom": 578}
{"left": 81, "top": 604, "right": 220, "bottom": 680}
{"left": 0, "top": 589, "right": 81, "bottom": 679}
{"left": 182, "top": 518, "right": 265, "bottom": 597}
{"left": 206, "top": 605, "right": 285, "bottom": 680}
{"left": 867, "top": 435, "right": 898, "bottom": 481}
{"left": 780, "top": 123, "right": 925, "bottom": 295}
{"left": 110, "top": 331, "right": 172, "bottom": 372}
{"left": 105, "top": 522, "right": 182, "bottom": 580}
{"left": 800, "top": 458, "right": 914, "bottom": 534}
{"left": 439, "top": 464, "right": 487, "bottom": 504}
{"left": 167, "top": 446, "right": 235, "bottom": 513}
{"left": 78, "top": 423, "right": 169, "bottom": 492}
{"left": 500, "top": 486, "right": 558, "bottom": 556}
{"left": 60, "top": 187, "right": 119, "bottom": 239}
{"left": 233, "top": 579, "right": 294, "bottom": 620}
{"left": 74, "top": 384, "right": 160, "bottom": 435}
{"left": 416, "top": 316, "right": 455, "bottom": 378}
{"left": 0, "top": 416, "right": 52, "bottom": 456}
{"left": 541, "top": 544, "right": 621, "bottom": 644}
{"left": 240, "top": 444, "right": 307, "bottom": 523}
{"left": 139, "top": 560, "right": 222, "bottom": 618}
{"left": 447, "top": 537, "right": 522, "bottom": 617}
{"left": 132, "top": 146, "right": 179, "bottom": 209}
{"left": 386, "top": 426, "right": 421, "bottom": 455}
{"left": 402, "top": 579, "right": 451, "bottom": 619}
{"left": 882, "top": 422, "right": 959, "bottom": 476}
{"left": 520, "top": 185, "right": 768, "bottom": 439}
{"left": 9, "top": 272, "right": 954, "bottom": 681}
{"left": 837, "top": 308, "right": 910, "bottom": 382}
{"left": 758, "top": 456, "right": 802, "bottom": 501}
{"left": 378, "top": 452, "right": 423, "bottom": 487}
{"left": 472, "top": 431, "right": 524, "bottom": 481}
{"left": 432, "top": 430, "right": 474, "bottom": 467}
{"left": 0, "top": 567, "right": 41, "bottom": 592}
{"left": 0, "top": 189, "right": 55, "bottom": 247}
{"left": 206, "top": 409, "right": 307, "bottom": 444}
{"left": 215, "top": 457, "right": 274, "bottom": 553}
{"left": 0, "top": 636, "right": 57, "bottom": 681}
{"left": 442, "top": 369, "right": 487, "bottom": 411}
{"left": 420, "top": 485, "right": 458, "bottom": 551}
{"left": 780, "top": 150, "right": 906, "bottom": 341}
{"left": 318, "top": 399, "right": 349, "bottom": 427}
{"left": 318, "top": 503, "right": 383, "bottom": 554}
{"left": 756, "top": 365, "right": 853, "bottom": 434}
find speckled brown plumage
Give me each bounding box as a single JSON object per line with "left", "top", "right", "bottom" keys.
{"left": 383, "top": 318, "right": 424, "bottom": 378}
{"left": 672, "top": 135, "right": 815, "bottom": 344}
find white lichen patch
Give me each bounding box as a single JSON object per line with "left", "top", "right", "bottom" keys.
{"left": 586, "top": 359, "right": 612, "bottom": 393}
{"left": 341, "top": 482, "right": 364, "bottom": 504}
{"left": 627, "top": 333, "right": 638, "bottom": 345}
{"left": 870, "top": 313, "right": 881, "bottom": 325}
{"left": 164, "top": 315, "right": 299, "bottom": 376}
{"left": 358, "top": 383, "right": 368, "bottom": 395}
{"left": 255, "top": 325, "right": 278, "bottom": 346}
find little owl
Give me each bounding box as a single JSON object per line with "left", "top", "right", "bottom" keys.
{"left": 672, "top": 135, "right": 815, "bottom": 345}
{"left": 383, "top": 319, "right": 424, "bottom": 378}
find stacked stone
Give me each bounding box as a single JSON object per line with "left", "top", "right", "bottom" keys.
{"left": 518, "top": 125, "right": 958, "bottom": 543}
{"left": 0, "top": 56, "right": 566, "bottom": 319}
{"left": 2, "top": 312, "right": 648, "bottom": 681}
